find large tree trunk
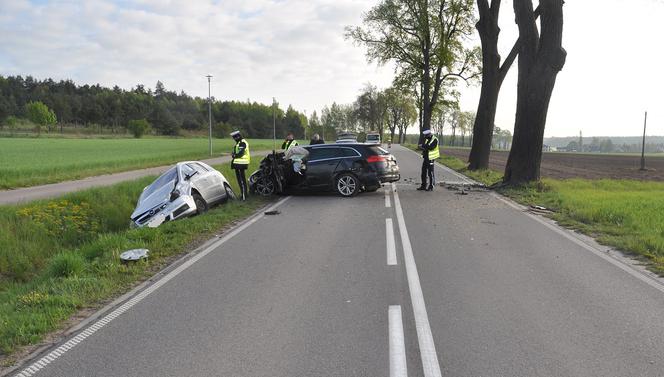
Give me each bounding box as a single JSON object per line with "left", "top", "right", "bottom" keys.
{"left": 469, "top": 0, "right": 501, "bottom": 170}
{"left": 504, "top": 0, "right": 566, "bottom": 185}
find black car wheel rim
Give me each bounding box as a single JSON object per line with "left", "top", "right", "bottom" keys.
{"left": 256, "top": 178, "right": 275, "bottom": 196}
{"left": 338, "top": 176, "right": 356, "bottom": 196}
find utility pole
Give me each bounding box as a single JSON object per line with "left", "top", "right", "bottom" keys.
{"left": 206, "top": 75, "right": 213, "bottom": 156}
{"left": 640, "top": 111, "right": 648, "bottom": 171}
{"left": 272, "top": 97, "right": 277, "bottom": 153}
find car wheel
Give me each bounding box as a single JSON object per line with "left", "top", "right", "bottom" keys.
{"left": 224, "top": 183, "right": 236, "bottom": 202}
{"left": 255, "top": 176, "right": 276, "bottom": 196}
{"left": 193, "top": 193, "right": 208, "bottom": 215}
{"left": 335, "top": 173, "right": 359, "bottom": 197}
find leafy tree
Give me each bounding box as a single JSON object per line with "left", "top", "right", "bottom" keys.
{"left": 346, "top": 0, "right": 480, "bottom": 136}
{"left": 25, "top": 101, "right": 57, "bottom": 134}
{"left": 127, "top": 119, "right": 151, "bottom": 138}
{"left": 385, "top": 86, "right": 416, "bottom": 144}
{"left": 503, "top": 0, "right": 566, "bottom": 185}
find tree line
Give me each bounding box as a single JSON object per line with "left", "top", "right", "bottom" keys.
{"left": 0, "top": 75, "right": 307, "bottom": 138}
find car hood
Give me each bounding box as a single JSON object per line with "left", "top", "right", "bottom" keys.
{"left": 131, "top": 181, "right": 176, "bottom": 219}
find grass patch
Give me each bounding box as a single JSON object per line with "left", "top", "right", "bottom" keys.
{"left": 0, "top": 159, "right": 267, "bottom": 356}
{"left": 403, "top": 143, "right": 664, "bottom": 273}
{"left": 0, "top": 137, "right": 275, "bottom": 189}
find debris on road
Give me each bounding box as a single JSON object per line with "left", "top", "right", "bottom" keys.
{"left": 529, "top": 205, "right": 555, "bottom": 214}
{"left": 265, "top": 210, "right": 281, "bottom": 215}
{"left": 120, "top": 248, "right": 149, "bottom": 262}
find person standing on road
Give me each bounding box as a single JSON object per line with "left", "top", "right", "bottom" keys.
{"left": 230, "top": 130, "right": 250, "bottom": 201}
{"left": 418, "top": 129, "right": 439, "bottom": 191}
{"left": 282, "top": 132, "right": 299, "bottom": 151}
{"left": 309, "top": 133, "right": 325, "bottom": 145}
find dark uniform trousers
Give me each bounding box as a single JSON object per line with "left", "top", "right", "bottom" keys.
{"left": 232, "top": 163, "right": 248, "bottom": 200}
{"left": 421, "top": 157, "right": 435, "bottom": 188}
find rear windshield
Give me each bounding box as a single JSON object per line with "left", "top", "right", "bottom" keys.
{"left": 366, "top": 135, "right": 380, "bottom": 140}
{"left": 367, "top": 146, "right": 389, "bottom": 155}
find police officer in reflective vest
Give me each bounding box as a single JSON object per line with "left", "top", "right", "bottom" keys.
{"left": 281, "top": 132, "right": 298, "bottom": 151}
{"left": 418, "top": 129, "right": 439, "bottom": 191}
{"left": 230, "top": 130, "right": 250, "bottom": 200}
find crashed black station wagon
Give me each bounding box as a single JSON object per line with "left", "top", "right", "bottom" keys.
{"left": 250, "top": 143, "right": 400, "bottom": 197}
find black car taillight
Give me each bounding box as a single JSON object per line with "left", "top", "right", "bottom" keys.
{"left": 366, "top": 155, "right": 387, "bottom": 163}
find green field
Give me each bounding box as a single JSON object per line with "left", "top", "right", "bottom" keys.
{"left": 0, "top": 159, "right": 269, "bottom": 357}
{"left": 425, "top": 148, "right": 664, "bottom": 274}
{"left": 0, "top": 138, "right": 276, "bottom": 189}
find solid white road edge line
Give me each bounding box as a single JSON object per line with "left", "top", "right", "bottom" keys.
{"left": 386, "top": 218, "right": 397, "bottom": 266}
{"left": 12, "top": 197, "right": 292, "bottom": 377}
{"left": 491, "top": 192, "right": 664, "bottom": 294}
{"left": 385, "top": 185, "right": 392, "bottom": 207}
{"left": 389, "top": 305, "right": 408, "bottom": 377}
{"left": 392, "top": 184, "right": 443, "bottom": 377}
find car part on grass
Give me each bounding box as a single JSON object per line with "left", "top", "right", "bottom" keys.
{"left": 130, "top": 161, "right": 235, "bottom": 228}
{"left": 120, "top": 248, "right": 149, "bottom": 262}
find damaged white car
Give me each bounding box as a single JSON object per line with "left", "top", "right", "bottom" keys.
{"left": 130, "top": 161, "right": 236, "bottom": 228}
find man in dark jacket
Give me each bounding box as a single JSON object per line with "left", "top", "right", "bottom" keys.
{"left": 418, "top": 129, "right": 440, "bottom": 191}
{"left": 230, "top": 130, "right": 250, "bottom": 200}
{"left": 309, "top": 133, "right": 325, "bottom": 145}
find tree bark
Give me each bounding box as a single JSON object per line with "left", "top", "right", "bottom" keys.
{"left": 504, "top": 0, "right": 566, "bottom": 185}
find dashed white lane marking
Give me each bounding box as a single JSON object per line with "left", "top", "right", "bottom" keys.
{"left": 389, "top": 305, "right": 408, "bottom": 377}
{"left": 386, "top": 218, "right": 397, "bottom": 266}
{"left": 385, "top": 186, "right": 392, "bottom": 207}
{"left": 392, "top": 184, "right": 442, "bottom": 377}
{"left": 12, "top": 197, "right": 291, "bottom": 377}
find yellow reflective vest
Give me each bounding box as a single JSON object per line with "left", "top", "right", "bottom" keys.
{"left": 425, "top": 136, "right": 440, "bottom": 160}
{"left": 233, "top": 139, "right": 250, "bottom": 165}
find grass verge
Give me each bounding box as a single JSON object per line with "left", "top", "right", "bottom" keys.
{"left": 404, "top": 144, "right": 664, "bottom": 274}
{"left": 0, "top": 159, "right": 268, "bottom": 358}
{"left": 0, "top": 137, "right": 275, "bottom": 189}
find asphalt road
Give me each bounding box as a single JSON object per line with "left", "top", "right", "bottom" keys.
{"left": 11, "top": 145, "right": 664, "bottom": 377}
{"left": 0, "top": 152, "right": 268, "bottom": 205}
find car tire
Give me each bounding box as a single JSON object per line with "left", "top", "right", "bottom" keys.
{"left": 224, "top": 183, "right": 236, "bottom": 202}
{"left": 193, "top": 193, "right": 208, "bottom": 215}
{"left": 255, "top": 176, "right": 276, "bottom": 196}
{"left": 335, "top": 173, "right": 359, "bottom": 197}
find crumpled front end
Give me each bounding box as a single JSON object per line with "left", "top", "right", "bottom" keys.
{"left": 130, "top": 193, "right": 197, "bottom": 228}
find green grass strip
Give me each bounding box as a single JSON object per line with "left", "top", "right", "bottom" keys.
{"left": 0, "top": 138, "right": 276, "bottom": 189}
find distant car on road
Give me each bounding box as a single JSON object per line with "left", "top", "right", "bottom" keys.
{"left": 130, "top": 161, "right": 235, "bottom": 228}
{"left": 249, "top": 144, "right": 400, "bottom": 197}
{"left": 366, "top": 133, "right": 381, "bottom": 145}
{"left": 336, "top": 132, "right": 357, "bottom": 144}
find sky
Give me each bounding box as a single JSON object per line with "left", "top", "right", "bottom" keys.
{"left": 0, "top": 0, "right": 662, "bottom": 137}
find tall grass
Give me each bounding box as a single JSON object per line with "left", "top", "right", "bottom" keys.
{"left": 0, "top": 159, "right": 266, "bottom": 355}
{"left": 0, "top": 138, "right": 275, "bottom": 189}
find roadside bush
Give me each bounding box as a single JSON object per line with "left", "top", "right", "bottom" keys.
{"left": 48, "top": 252, "right": 85, "bottom": 278}
{"left": 127, "top": 119, "right": 151, "bottom": 138}
{"left": 25, "top": 101, "right": 57, "bottom": 134}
